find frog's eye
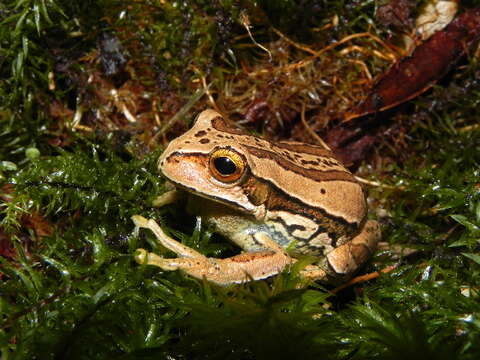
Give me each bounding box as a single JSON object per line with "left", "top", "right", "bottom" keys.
{"left": 209, "top": 148, "right": 246, "bottom": 183}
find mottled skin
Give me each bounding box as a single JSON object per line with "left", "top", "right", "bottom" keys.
{"left": 134, "top": 109, "right": 380, "bottom": 285}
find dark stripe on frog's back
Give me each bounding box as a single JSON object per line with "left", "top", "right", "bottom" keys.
{"left": 275, "top": 141, "right": 335, "bottom": 158}
{"left": 243, "top": 176, "right": 361, "bottom": 241}
{"left": 243, "top": 145, "right": 356, "bottom": 183}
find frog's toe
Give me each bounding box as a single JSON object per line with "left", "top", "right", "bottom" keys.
{"left": 132, "top": 215, "right": 149, "bottom": 228}
{"left": 134, "top": 248, "right": 182, "bottom": 271}
{"left": 134, "top": 248, "right": 149, "bottom": 263}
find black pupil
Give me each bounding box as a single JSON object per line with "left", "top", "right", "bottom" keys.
{"left": 214, "top": 157, "right": 237, "bottom": 175}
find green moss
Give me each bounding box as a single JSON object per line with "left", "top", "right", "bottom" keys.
{"left": 0, "top": 0, "right": 102, "bottom": 159}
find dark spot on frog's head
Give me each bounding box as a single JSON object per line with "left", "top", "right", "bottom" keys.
{"left": 185, "top": 140, "right": 191, "bottom": 144}
{"left": 320, "top": 188, "right": 326, "bottom": 194}
{"left": 217, "top": 134, "right": 224, "bottom": 138}
{"left": 200, "top": 138, "right": 210, "bottom": 144}
{"left": 194, "top": 130, "right": 207, "bottom": 137}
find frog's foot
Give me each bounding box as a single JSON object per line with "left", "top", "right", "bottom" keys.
{"left": 300, "top": 220, "right": 381, "bottom": 282}
{"left": 133, "top": 215, "right": 292, "bottom": 285}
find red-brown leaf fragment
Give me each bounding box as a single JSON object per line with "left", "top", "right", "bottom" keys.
{"left": 23, "top": 213, "right": 54, "bottom": 238}
{"left": 344, "top": 7, "right": 480, "bottom": 122}
{"left": 0, "top": 231, "right": 16, "bottom": 259}
{"left": 325, "top": 124, "right": 377, "bottom": 168}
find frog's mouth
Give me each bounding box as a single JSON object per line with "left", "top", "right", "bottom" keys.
{"left": 167, "top": 180, "right": 254, "bottom": 216}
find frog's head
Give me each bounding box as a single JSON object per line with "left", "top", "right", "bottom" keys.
{"left": 158, "top": 109, "right": 267, "bottom": 218}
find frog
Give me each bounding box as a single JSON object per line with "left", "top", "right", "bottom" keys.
{"left": 133, "top": 109, "right": 380, "bottom": 285}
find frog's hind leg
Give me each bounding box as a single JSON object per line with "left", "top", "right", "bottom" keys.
{"left": 133, "top": 216, "right": 292, "bottom": 285}
{"left": 301, "top": 220, "right": 380, "bottom": 282}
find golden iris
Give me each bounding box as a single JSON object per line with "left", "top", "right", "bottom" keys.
{"left": 209, "top": 148, "right": 246, "bottom": 183}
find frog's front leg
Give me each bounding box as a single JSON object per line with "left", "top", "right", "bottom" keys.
{"left": 152, "top": 188, "right": 182, "bottom": 207}
{"left": 300, "top": 220, "right": 380, "bottom": 282}
{"left": 133, "top": 215, "right": 292, "bottom": 285}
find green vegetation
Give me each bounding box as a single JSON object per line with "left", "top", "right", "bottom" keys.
{"left": 1, "top": 1, "right": 479, "bottom": 359}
